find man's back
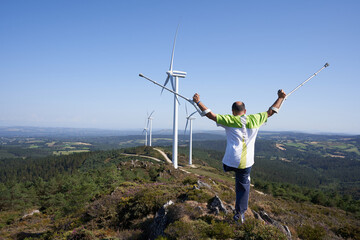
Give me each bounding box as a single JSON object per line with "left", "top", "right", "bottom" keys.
{"left": 216, "top": 112, "right": 268, "bottom": 169}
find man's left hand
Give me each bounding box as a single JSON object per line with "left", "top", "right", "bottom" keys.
{"left": 193, "top": 93, "right": 200, "bottom": 103}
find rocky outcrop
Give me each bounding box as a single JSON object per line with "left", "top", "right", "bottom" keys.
{"left": 252, "top": 210, "right": 292, "bottom": 240}
{"left": 149, "top": 200, "right": 174, "bottom": 240}
{"left": 197, "top": 180, "right": 212, "bottom": 189}
{"left": 21, "top": 209, "right": 40, "bottom": 220}
{"left": 208, "top": 195, "right": 228, "bottom": 215}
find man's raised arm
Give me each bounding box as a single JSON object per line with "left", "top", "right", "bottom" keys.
{"left": 193, "top": 93, "right": 217, "bottom": 122}
{"left": 267, "top": 89, "right": 287, "bottom": 117}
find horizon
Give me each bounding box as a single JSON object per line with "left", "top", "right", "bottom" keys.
{"left": 0, "top": 125, "right": 358, "bottom": 136}
{"left": 1, "top": 1, "right": 359, "bottom": 134}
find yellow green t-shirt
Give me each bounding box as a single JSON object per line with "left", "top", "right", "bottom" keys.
{"left": 216, "top": 112, "right": 268, "bottom": 169}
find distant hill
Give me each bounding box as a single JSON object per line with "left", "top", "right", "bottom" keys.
{"left": 0, "top": 126, "right": 142, "bottom": 137}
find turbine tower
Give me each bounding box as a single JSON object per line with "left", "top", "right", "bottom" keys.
{"left": 147, "top": 111, "right": 155, "bottom": 147}
{"left": 142, "top": 121, "right": 148, "bottom": 146}
{"left": 185, "top": 104, "right": 196, "bottom": 165}
{"left": 162, "top": 27, "right": 186, "bottom": 169}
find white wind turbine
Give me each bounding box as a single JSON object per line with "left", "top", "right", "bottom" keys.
{"left": 142, "top": 120, "right": 148, "bottom": 146}
{"left": 161, "top": 27, "right": 186, "bottom": 169}
{"left": 185, "top": 104, "right": 196, "bottom": 165}
{"left": 147, "top": 111, "right": 155, "bottom": 147}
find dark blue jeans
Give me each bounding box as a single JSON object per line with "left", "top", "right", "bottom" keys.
{"left": 223, "top": 164, "right": 252, "bottom": 215}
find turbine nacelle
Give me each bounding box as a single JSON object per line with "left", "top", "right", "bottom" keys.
{"left": 167, "top": 70, "right": 187, "bottom": 78}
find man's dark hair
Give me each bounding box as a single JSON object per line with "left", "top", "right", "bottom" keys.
{"left": 232, "top": 101, "right": 246, "bottom": 113}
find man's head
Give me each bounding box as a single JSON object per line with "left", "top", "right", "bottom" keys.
{"left": 232, "top": 101, "right": 246, "bottom": 116}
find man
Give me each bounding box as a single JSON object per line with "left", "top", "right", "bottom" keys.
{"left": 192, "top": 89, "right": 286, "bottom": 223}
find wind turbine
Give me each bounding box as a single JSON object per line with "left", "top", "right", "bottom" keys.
{"left": 162, "top": 26, "right": 186, "bottom": 169}
{"left": 142, "top": 123, "right": 148, "bottom": 146}
{"left": 147, "top": 111, "right": 155, "bottom": 147}
{"left": 185, "top": 104, "right": 196, "bottom": 165}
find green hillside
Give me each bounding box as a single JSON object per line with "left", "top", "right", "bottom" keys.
{"left": 0, "top": 145, "right": 359, "bottom": 239}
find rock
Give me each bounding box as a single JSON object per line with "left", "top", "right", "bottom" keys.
{"left": 283, "top": 225, "right": 292, "bottom": 239}
{"left": 195, "top": 206, "right": 203, "bottom": 212}
{"left": 253, "top": 210, "right": 292, "bottom": 240}
{"left": 227, "top": 204, "right": 235, "bottom": 214}
{"left": 149, "top": 200, "right": 174, "bottom": 240}
{"left": 21, "top": 209, "right": 40, "bottom": 220}
{"left": 208, "top": 195, "right": 228, "bottom": 214}
{"left": 252, "top": 210, "right": 265, "bottom": 224}
{"left": 197, "top": 180, "right": 212, "bottom": 189}
{"left": 259, "top": 210, "right": 274, "bottom": 224}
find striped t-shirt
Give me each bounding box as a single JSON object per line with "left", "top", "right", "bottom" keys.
{"left": 216, "top": 112, "right": 268, "bottom": 169}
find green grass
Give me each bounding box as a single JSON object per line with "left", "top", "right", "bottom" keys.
{"left": 53, "top": 150, "right": 90, "bottom": 155}
{"left": 46, "top": 141, "right": 57, "bottom": 147}
{"left": 285, "top": 142, "right": 307, "bottom": 149}
{"left": 29, "top": 144, "right": 39, "bottom": 149}
{"left": 285, "top": 140, "right": 360, "bottom": 156}
{"left": 182, "top": 165, "right": 234, "bottom": 184}
{"left": 345, "top": 147, "right": 360, "bottom": 155}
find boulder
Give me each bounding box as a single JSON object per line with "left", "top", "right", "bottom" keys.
{"left": 21, "top": 209, "right": 40, "bottom": 220}
{"left": 208, "top": 195, "right": 228, "bottom": 215}
{"left": 149, "top": 200, "right": 174, "bottom": 240}
{"left": 197, "top": 180, "right": 212, "bottom": 189}
{"left": 253, "top": 210, "right": 292, "bottom": 240}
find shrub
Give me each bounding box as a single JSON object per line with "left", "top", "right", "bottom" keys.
{"left": 66, "top": 227, "right": 96, "bottom": 240}
{"left": 297, "top": 224, "right": 326, "bottom": 240}
{"left": 182, "top": 176, "right": 197, "bottom": 186}
{"left": 116, "top": 188, "right": 172, "bottom": 228}
{"left": 186, "top": 188, "right": 212, "bottom": 203}
{"left": 237, "top": 219, "right": 287, "bottom": 240}
{"left": 206, "top": 220, "right": 234, "bottom": 239}
{"left": 166, "top": 205, "right": 186, "bottom": 223}
{"left": 164, "top": 220, "right": 208, "bottom": 240}
{"left": 333, "top": 224, "right": 360, "bottom": 240}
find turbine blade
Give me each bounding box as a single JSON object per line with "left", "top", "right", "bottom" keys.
{"left": 185, "top": 103, "right": 188, "bottom": 117}
{"left": 169, "top": 24, "right": 179, "bottom": 71}
{"left": 170, "top": 76, "right": 175, "bottom": 91}
{"left": 147, "top": 119, "right": 150, "bottom": 129}
{"left": 161, "top": 75, "right": 170, "bottom": 95}
{"left": 184, "top": 119, "right": 189, "bottom": 135}
{"left": 189, "top": 111, "right": 197, "bottom": 118}
{"left": 149, "top": 110, "right": 155, "bottom": 118}
{"left": 169, "top": 77, "right": 180, "bottom": 104}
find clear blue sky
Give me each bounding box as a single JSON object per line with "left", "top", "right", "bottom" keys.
{"left": 1, "top": 0, "right": 359, "bottom": 134}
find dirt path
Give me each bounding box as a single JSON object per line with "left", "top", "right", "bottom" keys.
{"left": 153, "top": 148, "right": 172, "bottom": 164}
{"left": 120, "top": 153, "right": 161, "bottom": 162}
{"left": 121, "top": 148, "right": 198, "bottom": 175}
